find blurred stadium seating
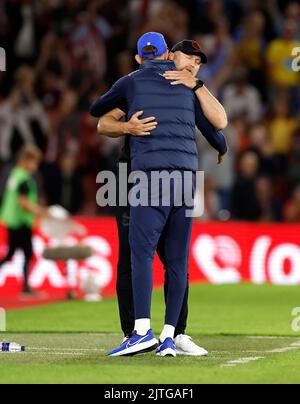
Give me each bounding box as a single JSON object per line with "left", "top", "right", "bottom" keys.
{"left": 0, "top": 0, "right": 299, "bottom": 222}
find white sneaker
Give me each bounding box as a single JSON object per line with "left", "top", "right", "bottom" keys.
{"left": 174, "top": 335, "right": 208, "bottom": 357}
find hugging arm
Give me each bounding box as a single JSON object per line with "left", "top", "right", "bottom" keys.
{"left": 164, "top": 70, "right": 228, "bottom": 130}
{"left": 195, "top": 101, "right": 228, "bottom": 164}
{"left": 97, "top": 108, "right": 127, "bottom": 138}
{"left": 194, "top": 85, "right": 228, "bottom": 131}
{"left": 90, "top": 76, "right": 157, "bottom": 138}
{"left": 98, "top": 110, "right": 158, "bottom": 138}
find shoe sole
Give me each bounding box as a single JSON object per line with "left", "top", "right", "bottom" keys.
{"left": 124, "top": 344, "right": 159, "bottom": 357}
{"left": 156, "top": 348, "right": 176, "bottom": 357}
{"left": 176, "top": 349, "right": 208, "bottom": 357}
{"left": 109, "top": 339, "right": 158, "bottom": 357}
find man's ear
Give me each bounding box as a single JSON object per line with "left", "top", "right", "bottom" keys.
{"left": 163, "top": 51, "right": 170, "bottom": 60}
{"left": 168, "top": 52, "right": 174, "bottom": 61}
{"left": 135, "top": 54, "right": 142, "bottom": 65}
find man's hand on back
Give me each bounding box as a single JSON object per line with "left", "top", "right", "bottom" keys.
{"left": 163, "top": 70, "right": 197, "bottom": 89}
{"left": 125, "top": 111, "right": 158, "bottom": 136}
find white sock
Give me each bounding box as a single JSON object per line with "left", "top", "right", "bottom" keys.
{"left": 134, "top": 319, "right": 151, "bottom": 336}
{"left": 160, "top": 325, "right": 175, "bottom": 342}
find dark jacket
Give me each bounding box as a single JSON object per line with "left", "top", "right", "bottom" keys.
{"left": 91, "top": 60, "right": 227, "bottom": 171}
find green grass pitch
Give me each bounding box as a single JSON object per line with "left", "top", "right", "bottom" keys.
{"left": 1, "top": 284, "right": 300, "bottom": 384}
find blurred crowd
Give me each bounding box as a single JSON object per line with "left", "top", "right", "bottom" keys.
{"left": 0, "top": 0, "right": 299, "bottom": 222}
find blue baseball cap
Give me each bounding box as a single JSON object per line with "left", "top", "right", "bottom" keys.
{"left": 137, "top": 32, "right": 168, "bottom": 58}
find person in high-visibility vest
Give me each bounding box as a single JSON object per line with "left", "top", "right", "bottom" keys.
{"left": 0, "top": 144, "right": 49, "bottom": 296}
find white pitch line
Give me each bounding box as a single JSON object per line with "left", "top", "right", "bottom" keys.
{"left": 86, "top": 333, "right": 121, "bottom": 337}
{"left": 228, "top": 357, "right": 265, "bottom": 364}
{"left": 246, "top": 336, "right": 289, "bottom": 340}
{"left": 266, "top": 340, "right": 300, "bottom": 354}
{"left": 0, "top": 351, "right": 87, "bottom": 356}
{"left": 221, "top": 357, "right": 265, "bottom": 368}
{"left": 28, "top": 347, "right": 104, "bottom": 352}
{"left": 1, "top": 347, "right": 106, "bottom": 356}
{"left": 211, "top": 350, "right": 265, "bottom": 354}
{"left": 221, "top": 340, "right": 300, "bottom": 368}
{"left": 22, "top": 352, "right": 87, "bottom": 356}
{"left": 267, "top": 347, "right": 299, "bottom": 354}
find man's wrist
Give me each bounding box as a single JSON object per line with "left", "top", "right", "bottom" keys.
{"left": 187, "top": 78, "right": 198, "bottom": 90}
{"left": 122, "top": 122, "right": 131, "bottom": 135}
{"left": 192, "top": 79, "right": 204, "bottom": 92}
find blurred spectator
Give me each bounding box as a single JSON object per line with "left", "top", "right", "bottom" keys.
{"left": 56, "top": 90, "right": 80, "bottom": 156}
{"left": 231, "top": 151, "right": 261, "bottom": 221}
{"left": 248, "top": 122, "right": 281, "bottom": 177}
{"left": 269, "top": 97, "right": 298, "bottom": 160}
{"left": 0, "top": 0, "right": 299, "bottom": 221}
{"left": 115, "top": 51, "right": 136, "bottom": 78}
{"left": 285, "top": 2, "right": 300, "bottom": 38}
{"left": 230, "top": 115, "right": 250, "bottom": 152}
{"left": 141, "top": 1, "right": 189, "bottom": 44}
{"left": 255, "top": 176, "right": 282, "bottom": 222}
{"left": 222, "top": 67, "right": 264, "bottom": 123}
{"left": 267, "top": 19, "right": 300, "bottom": 88}
{"left": 6, "top": 0, "right": 38, "bottom": 67}
{"left": 0, "top": 82, "right": 49, "bottom": 163}
{"left": 235, "top": 11, "right": 267, "bottom": 97}
{"left": 284, "top": 185, "right": 300, "bottom": 222}
{"left": 42, "top": 152, "right": 84, "bottom": 215}
{"left": 196, "top": 19, "right": 236, "bottom": 94}
{"left": 128, "top": 0, "right": 165, "bottom": 46}
{"left": 196, "top": 0, "right": 226, "bottom": 34}
{"left": 37, "top": 70, "right": 64, "bottom": 112}
{"left": 70, "top": 5, "right": 111, "bottom": 82}
{"left": 199, "top": 124, "right": 238, "bottom": 212}
{"left": 272, "top": 1, "right": 300, "bottom": 38}
{"left": 69, "top": 54, "right": 99, "bottom": 111}
{"left": 288, "top": 126, "right": 300, "bottom": 187}
{"left": 201, "top": 177, "right": 221, "bottom": 221}
{"left": 36, "top": 33, "right": 71, "bottom": 81}
{"left": 101, "top": 135, "right": 123, "bottom": 175}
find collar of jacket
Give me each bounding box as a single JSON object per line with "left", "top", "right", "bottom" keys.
{"left": 139, "top": 60, "right": 176, "bottom": 72}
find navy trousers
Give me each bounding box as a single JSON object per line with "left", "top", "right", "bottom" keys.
{"left": 116, "top": 202, "right": 189, "bottom": 337}
{"left": 129, "top": 171, "right": 194, "bottom": 327}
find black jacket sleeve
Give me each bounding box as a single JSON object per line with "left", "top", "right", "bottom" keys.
{"left": 90, "top": 76, "right": 131, "bottom": 118}
{"left": 195, "top": 101, "right": 228, "bottom": 155}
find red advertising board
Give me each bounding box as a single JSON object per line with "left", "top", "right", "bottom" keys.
{"left": 0, "top": 218, "right": 300, "bottom": 299}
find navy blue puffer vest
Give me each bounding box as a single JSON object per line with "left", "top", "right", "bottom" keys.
{"left": 128, "top": 60, "right": 198, "bottom": 172}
